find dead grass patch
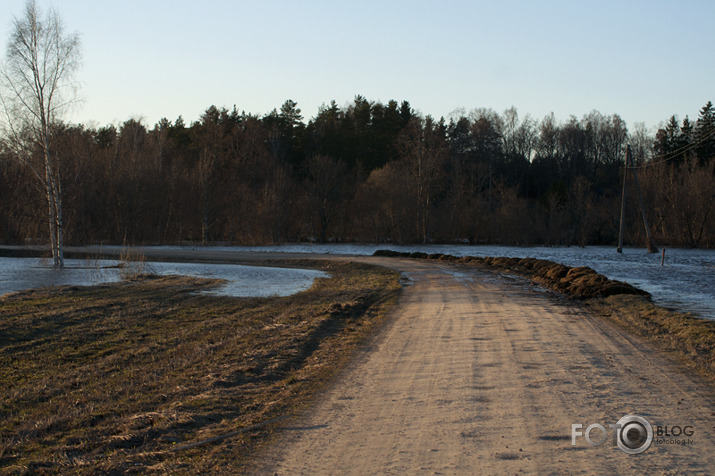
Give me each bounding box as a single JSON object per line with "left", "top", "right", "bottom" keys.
{"left": 0, "top": 260, "right": 400, "bottom": 474}
{"left": 586, "top": 295, "right": 715, "bottom": 382}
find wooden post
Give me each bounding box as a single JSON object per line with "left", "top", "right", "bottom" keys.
{"left": 617, "top": 146, "right": 628, "bottom": 253}
{"left": 661, "top": 248, "right": 665, "bottom": 266}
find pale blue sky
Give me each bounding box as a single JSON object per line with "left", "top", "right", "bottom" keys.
{"left": 1, "top": 0, "right": 713, "bottom": 130}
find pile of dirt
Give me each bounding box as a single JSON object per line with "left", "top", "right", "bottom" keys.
{"left": 373, "top": 250, "right": 649, "bottom": 300}
{"left": 488, "top": 257, "right": 649, "bottom": 299}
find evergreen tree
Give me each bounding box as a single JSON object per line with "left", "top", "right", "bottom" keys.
{"left": 264, "top": 99, "right": 305, "bottom": 165}
{"left": 695, "top": 101, "right": 714, "bottom": 163}
{"left": 680, "top": 116, "right": 694, "bottom": 161}
{"left": 654, "top": 115, "right": 681, "bottom": 163}
{"left": 345, "top": 95, "right": 375, "bottom": 169}
{"left": 305, "top": 100, "right": 344, "bottom": 160}
{"left": 370, "top": 99, "right": 404, "bottom": 169}
{"left": 399, "top": 101, "right": 414, "bottom": 126}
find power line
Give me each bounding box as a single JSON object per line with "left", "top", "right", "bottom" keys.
{"left": 628, "top": 127, "right": 715, "bottom": 169}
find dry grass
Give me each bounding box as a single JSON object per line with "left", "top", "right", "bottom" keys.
{"left": 117, "top": 245, "right": 152, "bottom": 281}
{"left": 586, "top": 295, "right": 715, "bottom": 382}
{"left": 0, "top": 260, "right": 401, "bottom": 474}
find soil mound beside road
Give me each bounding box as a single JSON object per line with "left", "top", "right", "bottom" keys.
{"left": 373, "top": 250, "right": 649, "bottom": 299}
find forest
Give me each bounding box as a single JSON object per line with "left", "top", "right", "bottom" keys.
{"left": 1, "top": 97, "right": 714, "bottom": 248}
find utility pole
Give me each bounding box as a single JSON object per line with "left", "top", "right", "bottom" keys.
{"left": 617, "top": 146, "right": 628, "bottom": 253}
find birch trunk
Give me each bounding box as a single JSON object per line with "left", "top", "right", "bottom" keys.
{"left": 0, "top": 1, "right": 78, "bottom": 268}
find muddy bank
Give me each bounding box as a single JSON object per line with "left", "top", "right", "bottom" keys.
{"left": 374, "top": 250, "right": 649, "bottom": 300}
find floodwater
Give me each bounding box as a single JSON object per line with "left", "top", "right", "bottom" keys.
{"left": 160, "top": 243, "right": 713, "bottom": 320}
{"left": 2, "top": 244, "right": 712, "bottom": 320}
{"left": 0, "top": 258, "right": 328, "bottom": 298}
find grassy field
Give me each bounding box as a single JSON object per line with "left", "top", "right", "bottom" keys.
{"left": 0, "top": 260, "right": 401, "bottom": 474}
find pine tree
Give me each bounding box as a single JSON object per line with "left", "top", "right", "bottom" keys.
{"left": 680, "top": 116, "right": 694, "bottom": 160}
{"left": 654, "top": 115, "right": 681, "bottom": 163}
{"left": 694, "top": 101, "right": 714, "bottom": 163}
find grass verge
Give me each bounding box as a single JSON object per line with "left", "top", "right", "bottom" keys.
{"left": 0, "top": 260, "right": 401, "bottom": 474}
{"left": 585, "top": 295, "right": 715, "bottom": 383}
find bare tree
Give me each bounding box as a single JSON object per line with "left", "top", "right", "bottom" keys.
{"left": 305, "top": 155, "right": 348, "bottom": 244}
{"left": 397, "top": 116, "right": 447, "bottom": 243}
{"left": 0, "top": 0, "right": 81, "bottom": 267}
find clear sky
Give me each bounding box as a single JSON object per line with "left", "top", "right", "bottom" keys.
{"left": 1, "top": 0, "right": 713, "bottom": 130}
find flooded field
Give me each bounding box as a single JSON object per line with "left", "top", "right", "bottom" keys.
{"left": 0, "top": 257, "right": 327, "bottom": 298}
{"left": 2, "top": 244, "right": 712, "bottom": 319}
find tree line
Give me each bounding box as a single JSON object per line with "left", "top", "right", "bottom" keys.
{"left": 1, "top": 96, "right": 713, "bottom": 248}
{"left": 2, "top": 2, "right": 714, "bottom": 271}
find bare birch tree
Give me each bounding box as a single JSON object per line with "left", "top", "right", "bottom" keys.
{"left": 0, "top": 0, "right": 81, "bottom": 267}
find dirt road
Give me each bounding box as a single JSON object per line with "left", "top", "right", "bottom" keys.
{"left": 252, "top": 257, "right": 715, "bottom": 475}
{"left": 26, "top": 246, "right": 714, "bottom": 472}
